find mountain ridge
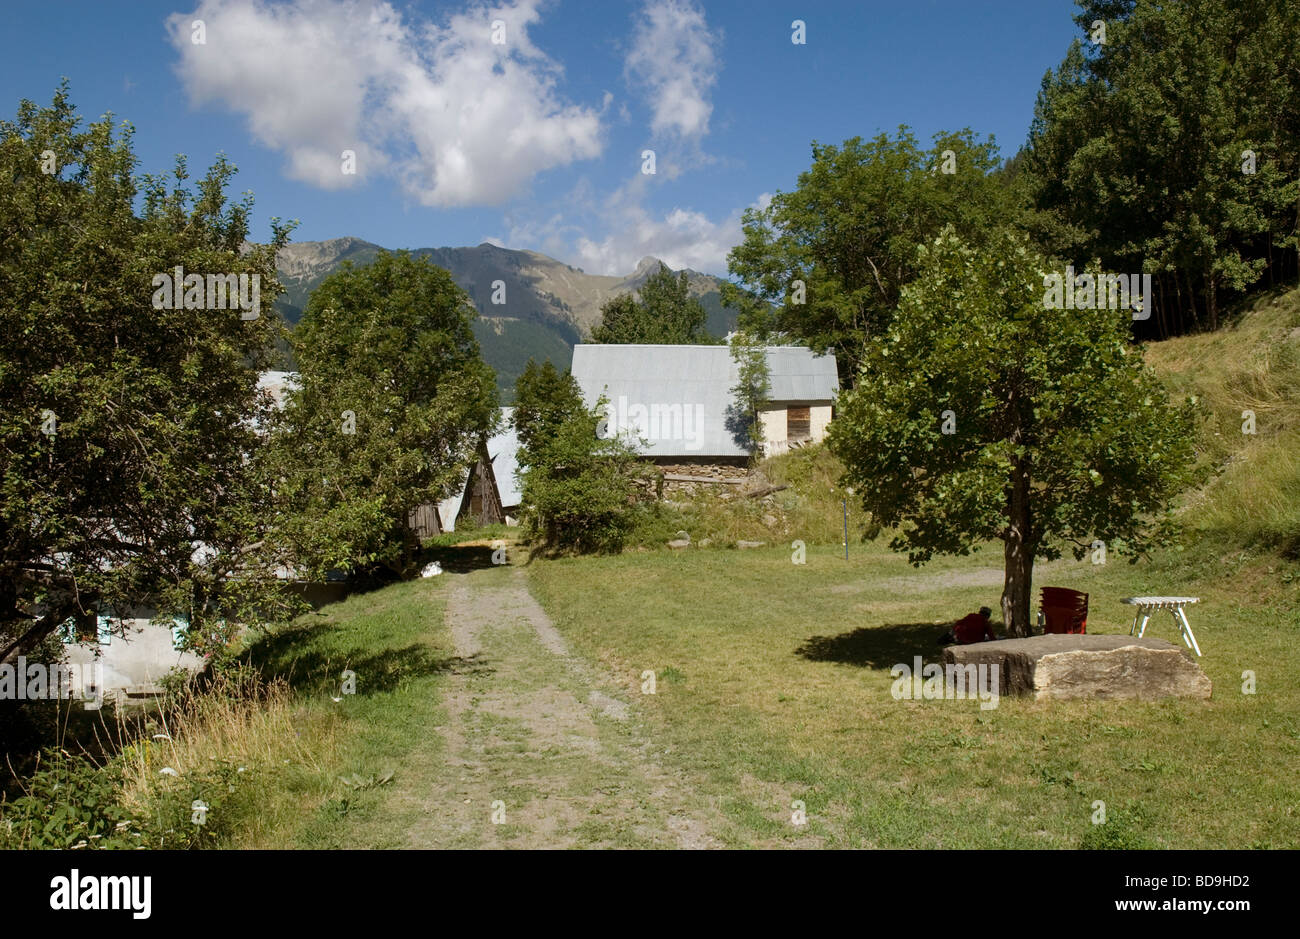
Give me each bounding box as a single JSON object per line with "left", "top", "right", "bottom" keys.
{"left": 273, "top": 238, "right": 735, "bottom": 396}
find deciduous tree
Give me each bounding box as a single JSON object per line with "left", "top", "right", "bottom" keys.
{"left": 271, "top": 251, "right": 497, "bottom": 579}
{"left": 591, "top": 262, "right": 711, "bottom": 344}
{"left": 512, "top": 361, "right": 644, "bottom": 553}
{"left": 829, "top": 228, "right": 1198, "bottom": 635}
{"left": 724, "top": 127, "right": 1010, "bottom": 385}
{"left": 0, "top": 85, "right": 293, "bottom": 665}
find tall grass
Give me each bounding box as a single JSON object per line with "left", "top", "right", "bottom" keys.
{"left": 1145, "top": 284, "right": 1300, "bottom": 555}
{"left": 4, "top": 558, "right": 456, "bottom": 849}
{"left": 0, "top": 666, "right": 337, "bottom": 849}
{"left": 624, "top": 445, "right": 871, "bottom": 548}
{"left": 116, "top": 667, "right": 338, "bottom": 847}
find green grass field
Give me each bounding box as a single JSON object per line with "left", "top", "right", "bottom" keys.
{"left": 234, "top": 287, "right": 1300, "bottom": 849}
{"left": 527, "top": 539, "right": 1300, "bottom": 848}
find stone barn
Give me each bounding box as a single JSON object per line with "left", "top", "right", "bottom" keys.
{"left": 570, "top": 343, "right": 839, "bottom": 486}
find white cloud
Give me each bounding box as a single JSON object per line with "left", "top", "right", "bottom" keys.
{"left": 167, "top": 0, "right": 603, "bottom": 206}
{"left": 569, "top": 201, "right": 745, "bottom": 276}
{"left": 625, "top": 0, "right": 719, "bottom": 141}
{"left": 506, "top": 177, "right": 766, "bottom": 276}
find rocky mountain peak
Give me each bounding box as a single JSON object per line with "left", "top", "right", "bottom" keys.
{"left": 633, "top": 255, "right": 665, "bottom": 276}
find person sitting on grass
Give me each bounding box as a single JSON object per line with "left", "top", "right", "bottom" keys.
{"left": 937, "top": 606, "right": 998, "bottom": 645}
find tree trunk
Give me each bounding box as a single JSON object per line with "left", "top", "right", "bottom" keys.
{"left": 1157, "top": 272, "right": 1170, "bottom": 340}
{"left": 1, "top": 607, "right": 71, "bottom": 667}
{"left": 1001, "top": 457, "right": 1036, "bottom": 637}
{"left": 1172, "top": 271, "right": 1183, "bottom": 336}
{"left": 1184, "top": 268, "right": 1199, "bottom": 330}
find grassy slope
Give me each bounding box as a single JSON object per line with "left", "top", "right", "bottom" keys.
{"left": 230, "top": 576, "right": 458, "bottom": 847}
{"left": 1143, "top": 285, "right": 1300, "bottom": 555}
{"left": 622, "top": 445, "right": 874, "bottom": 550}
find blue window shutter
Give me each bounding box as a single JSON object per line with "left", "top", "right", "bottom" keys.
{"left": 171, "top": 616, "right": 190, "bottom": 651}
{"left": 58, "top": 617, "right": 77, "bottom": 643}
{"left": 96, "top": 614, "right": 113, "bottom": 646}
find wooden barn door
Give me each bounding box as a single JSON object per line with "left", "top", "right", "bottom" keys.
{"left": 787, "top": 406, "right": 811, "bottom": 443}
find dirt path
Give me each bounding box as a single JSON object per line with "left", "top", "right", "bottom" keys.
{"left": 377, "top": 565, "right": 723, "bottom": 849}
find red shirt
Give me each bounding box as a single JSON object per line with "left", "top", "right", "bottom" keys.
{"left": 953, "top": 613, "right": 995, "bottom": 644}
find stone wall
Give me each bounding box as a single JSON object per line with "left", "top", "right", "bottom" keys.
{"left": 657, "top": 460, "right": 748, "bottom": 476}
{"left": 651, "top": 458, "right": 750, "bottom": 495}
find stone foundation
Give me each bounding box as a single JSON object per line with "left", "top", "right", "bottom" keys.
{"left": 650, "top": 458, "right": 750, "bottom": 495}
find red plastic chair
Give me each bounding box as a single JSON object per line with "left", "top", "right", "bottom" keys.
{"left": 1039, "top": 587, "right": 1088, "bottom": 634}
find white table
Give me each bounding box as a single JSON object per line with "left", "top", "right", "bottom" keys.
{"left": 1122, "top": 597, "right": 1202, "bottom": 656}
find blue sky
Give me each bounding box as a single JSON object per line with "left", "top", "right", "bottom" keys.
{"left": 2, "top": 0, "right": 1083, "bottom": 275}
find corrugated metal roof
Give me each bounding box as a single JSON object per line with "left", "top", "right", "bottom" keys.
{"left": 570, "top": 344, "right": 838, "bottom": 458}
{"left": 436, "top": 491, "right": 463, "bottom": 533}
{"left": 763, "top": 346, "right": 840, "bottom": 401}
{"left": 490, "top": 408, "right": 522, "bottom": 508}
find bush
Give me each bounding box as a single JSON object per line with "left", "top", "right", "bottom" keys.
{"left": 0, "top": 746, "right": 265, "bottom": 850}
{"left": 0, "top": 750, "right": 145, "bottom": 849}
{"left": 521, "top": 407, "right": 647, "bottom": 553}
{"left": 0, "top": 665, "right": 315, "bottom": 849}
{"left": 513, "top": 361, "right": 647, "bottom": 554}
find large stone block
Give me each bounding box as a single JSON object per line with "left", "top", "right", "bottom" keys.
{"left": 940, "top": 634, "right": 1212, "bottom": 701}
